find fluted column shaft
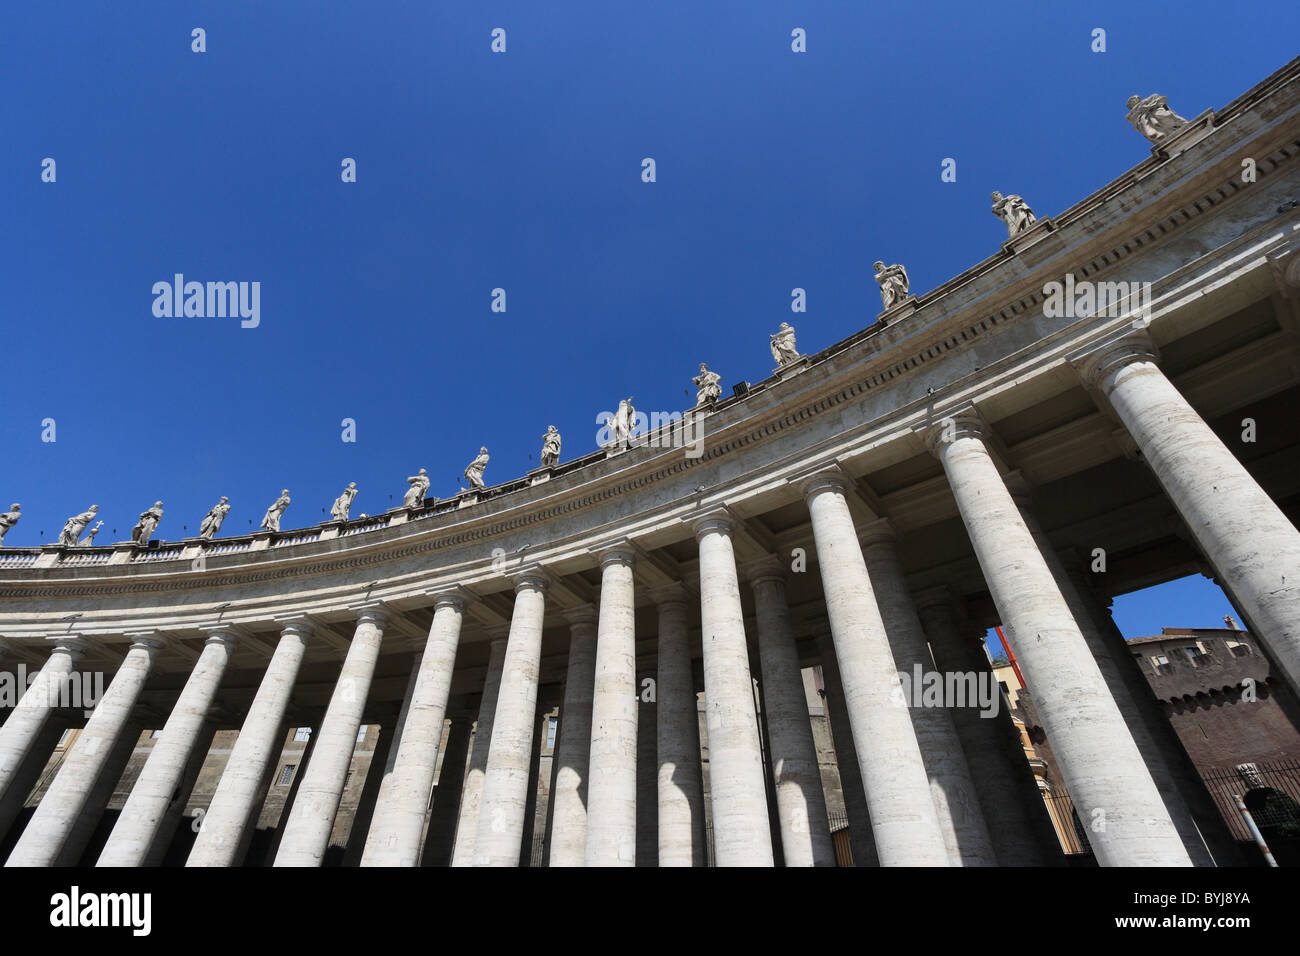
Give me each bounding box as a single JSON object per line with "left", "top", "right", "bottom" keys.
{"left": 8, "top": 636, "right": 161, "bottom": 867}
{"left": 929, "top": 413, "right": 1189, "bottom": 866}
{"left": 362, "top": 595, "right": 466, "bottom": 866}
{"left": 654, "top": 590, "right": 707, "bottom": 866}
{"left": 693, "top": 514, "right": 774, "bottom": 866}
{"left": 749, "top": 566, "right": 835, "bottom": 867}
{"left": 585, "top": 549, "right": 639, "bottom": 866}
{"left": 0, "top": 638, "right": 87, "bottom": 805}
{"left": 801, "top": 473, "right": 949, "bottom": 866}
{"left": 99, "top": 631, "right": 237, "bottom": 866}
{"left": 276, "top": 607, "right": 389, "bottom": 866}
{"left": 548, "top": 608, "right": 597, "bottom": 866}
{"left": 450, "top": 635, "right": 507, "bottom": 866}
{"left": 187, "top": 619, "right": 313, "bottom": 866}
{"left": 1079, "top": 334, "right": 1300, "bottom": 695}
{"left": 472, "top": 573, "right": 549, "bottom": 866}
{"left": 859, "top": 524, "right": 995, "bottom": 867}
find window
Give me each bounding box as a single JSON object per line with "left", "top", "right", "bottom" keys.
{"left": 546, "top": 717, "right": 557, "bottom": 749}
{"left": 1182, "top": 645, "right": 1208, "bottom": 667}
{"left": 278, "top": 764, "right": 296, "bottom": 786}
{"left": 356, "top": 724, "right": 368, "bottom": 743}
{"left": 1151, "top": 654, "right": 1172, "bottom": 675}
{"left": 293, "top": 727, "right": 311, "bottom": 742}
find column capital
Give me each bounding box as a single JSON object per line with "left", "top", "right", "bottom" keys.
{"left": 199, "top": 622, "right": 251, "bottom": 643}
{"left": 509, "top": 564, "right": 553, "bottom": 593}
{"left": 918, "top": 406, "right": 988, "bottom": 456}
{"left": 689, "top": 507, "right": 736, "bottom": 541}
{"left": 910, "top": 584, "right": 955, "bottom": 615}
{"left": 592, "top": 540, "right": 637, "bottom": 568}
{"left": 739, "top": 554, "right": 787, "bottom": 587}
{"left": 427, "top": 585, "right": 477, "bottom": 611}
{"left": 351, "top": 603, "right": 391, "bottom": 627}
{"left": 123, "top": 631, "right": 167, "bottom": 654}
{"left": 46, "top": 634, "right": 90, "bottom": 657}
{"left": 201, "top": 630, "right": 240, "bottom": 650}
{"left": 857, "top": 516, "right": 899, "bottom": 551}
{"left": 1003, "top": 470, "right": 1033, "bottom": 507}
{"left": 646, "top": 582, "right": 692, "bottom": 607}
{"left": 561, "top": 604, "right": 598, "bottom": 627}
{"left": 1068, "top": 327, "right": 1159, "bottom": 391}
{"left": 483, "top": 623, "right": 511, "bottom": 644}
{"left": 274, "top": 615, "right": 316, "bottom": 640}
{"left": 789, "top": 464, "right": 853, "bottom": 502}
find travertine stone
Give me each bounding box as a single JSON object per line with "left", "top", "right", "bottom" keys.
{"left": 585, "top": 548, "right": 639, "bottom": 866}
{"left": 472, "top": 572, "right": 548, "bottom": 866}
{"left": 98, "top": 630, "right": 238, "bottom": 866}
{"left": 548, "top": 607, "right": 597, "bottom": 867}
{"left": 926, "top": 411, "right": 1190, "bottom": 866}
{"left": 187, "top": 619, "right": 314, "bottom": 866}
{"left": 7, "top": 636, "right": 161, "bottom": 867}
{"left": 450, "top": 634, "right": 507, "bottom": 867}
{"left": 800, "top": 471, "right": 950, "bottom": 866}
{"left": 692, "top": 512, "right": 774, "bottom": 866}
{"left": 362, "top": 595, "right": 466, "bottom": 866}
{"left": 816, "top": 635, "right": 879, "bottom": 867}
{"left": 0, "top": 637, "right": 88, "bottom": 806}
{"left": 652, "top": 586, "right": 707, "bottom": 866}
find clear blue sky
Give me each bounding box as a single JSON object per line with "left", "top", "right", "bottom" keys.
{"left": 2, "top": 2, "right": 1293, "bottom": 632}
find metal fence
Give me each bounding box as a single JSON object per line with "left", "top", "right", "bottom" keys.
{"left": 1042, "top": 792, "right": 1093, "bottom": 856}
{"left": 1200, "top": 758, "right": 1300, "bottom": 844}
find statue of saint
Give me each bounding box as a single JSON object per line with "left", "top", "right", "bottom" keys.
{"left": 610, "top": 398, "right": 636, "bottom": 450}
{"left": 693, "top": 363, "right": 722, "bottom": 405}
{"left": 991, "top": 191, "right": 1037, "bottom": 237}
{"left": 464, "top": 448, "right": 490, "bottom": 490}
{"left": 0, "top": 503, "right": 20, "bottom": 545}
{"left": 541, "top": 426, "right": 562, "bottom": 467}
{"left": 131, "top": 501, "right": 165, "bottom": 543}
{"left": 403, "top": 470, "right": 430, "bottom": 508}
{"left": 199, "top": 497, "right": 230, "bottom": 539}
{"left": 1125, "top": 93, "right": 1188, "bottom": 144}
{"left": 770, "top": 322, "right": 800, "bottom": 366}
{"left": 874, "top": 261, "right": 910, "bottom": 311}
{"left": 59, "top": 505, "right": 99, "bottom": 546}
{"left": 261, "top": 490, "right": 291, "bottom": 532}
{"left": 80, "top": 521, "right": 103, "bottom": 546}
{"left": 332, "top": 482, "right": 359, "bottom": 520}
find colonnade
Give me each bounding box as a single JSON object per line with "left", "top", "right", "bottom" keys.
{"left": 1, "top": 333, "right": 1297, "bottom": 866}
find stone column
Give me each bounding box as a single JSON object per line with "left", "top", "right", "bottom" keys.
{"left": 187, "top": 619, "right": 313, "bottom": 867}
{"left": 815, "top": 634, "right": 878, "bottom": 867}
{"left": 0, "top": 637, "right": 88, "bottom": 806}
{"left": 858, "top": 521, "right": 996, "bottom": 867}
{"left": 585, "top": 547, "right": 639, "bottom": 866}
{"left": 55, "top": 718, "right": 146, "bottom": 867}
{"left": 362, "top": 592, "right": 467, "bottom": 866}
{"left": 7, "top": 636, "right": 162, "bottom": 867}
{"left": 276, "top": 606, "right": 389, "bottom": 866}
{"left": 652, "top": 586, "right": 707, "bottom": 867}
{"left": 144, "top": 720, "right": 218, "bottom": 866}
{"left": 99, "top": 629, "right": 238, "bottom": 866}
{"left": 925, "top": 410, "right": 1189, "bottom": 866}
{"left": 1076, "top": 331, "right": 1300, "bottom": 695}
{"left": 450, "top": 633, "right": 507, "bottom": 866}
{"left": 420, "top": 714, "right": 472, "bottom": 866}
{"left": 799, "top": 470, "right": 949, "bottom": 866}
{"left": 746, "top": 560, "right": 836, "bottom": 867}
{"left": 547, "top": 607, "right": 597, "bottom": 867}
{"left": 635, "top": 658, "right": 658, "bottom": 866}
{"left": 342, "top": 722, "right": 394, "bottom": 866}
{"left": 0, "top": 720, "right": 68, "bottom": 845}
{"left": 912, "top": 588, "right": 1059, "bottom": 865}
{"left": 692, "top": 511, "right": 773, "bottom": 867}
{"left": 472, "top": 570, "right": 549, "bottom": 866}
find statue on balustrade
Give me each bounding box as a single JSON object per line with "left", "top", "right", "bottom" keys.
{"left": 770, "top": 322, "right": 800, "bottom": 366}
{"left": 610, "top": 398, "right": 636, "bottom": 450}
{"left": 199, "top": 497, "right": 230, "bottom": 539}
{"left": 403, "top": 470, "right": 430, "bottom": 508}
{"left": 1125, "top": 93, "right": 1188, "bottom": 144}
{"left": 464, "top": 448, "right": 490, "bottom": 490}
{"left": 131, "top": 501, "right": 165, "bottom": 543}
{"left": 874, "top": 260, "right": 910, "bottom": 310}
{"left": 59, "top": 505, "right": 98, "bottom": 546}
{"left": 693, "top": 363, "right": 722, "bottom": 406}
{"left": 80, "top": 521, "right": 103, "bottom": 546}
{"left": 541, "top": 426, "right": 562, "bottom": 467}
{"left": 331, "top": 482, "right": 359, "bottom": 520}
{"left": 991, "top": 191, "right": 1037, "bottom": 237}
{"left": 0, "top": 503, "right": 20, "bottom": 545}
{"left": 261, "top": 490, "right": 291, "bottom": 532}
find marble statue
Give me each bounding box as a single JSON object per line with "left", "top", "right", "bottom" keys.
{"left": 199, "top": 497, "right": 230, "bottom": 539}
{"left": 131, "top": 501, "right": 165, "bottom": 543}
{"left": 261, "top": 490, "right": 291, "bottom": 532}
{"left": 1125, "top": 93, "right": 1188, "bottom": 144}
{"left": 610, "top": 398, "right": 636, "bottom": 450}
{"left": 874, "top": 261, "right": 910, "bottom": 311}
{"left": 332, "top": 482, "right": 359, "bottom": 520}
{"left": 0, "top": 503, "right": 20, "bottom": 545}
{"left": 541, "top": 426, "right": 562, "bottom": 467}
{"left": 464, "top": 448, "right": 490, "bottom": 490}
{"left": 991, "top": 191, "right": 1037, "bottom": 237}
{"left": 80, "top": 521, "right": 103, "bottom": 546}
{"left": 59, "top": 505, "right": 98, "bottom": 546}
{"left": 403, "top": 470, "right": 430, "bottom": 508}
{"left": 770, "top": 322, "right": 800, "bottom": 366}
{"left": 693, "top": 363, "right": 722, "bottom": 405}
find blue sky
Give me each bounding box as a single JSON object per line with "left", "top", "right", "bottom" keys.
{"left": 2, "top": 2, "right": 1293, "bottom": 634}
